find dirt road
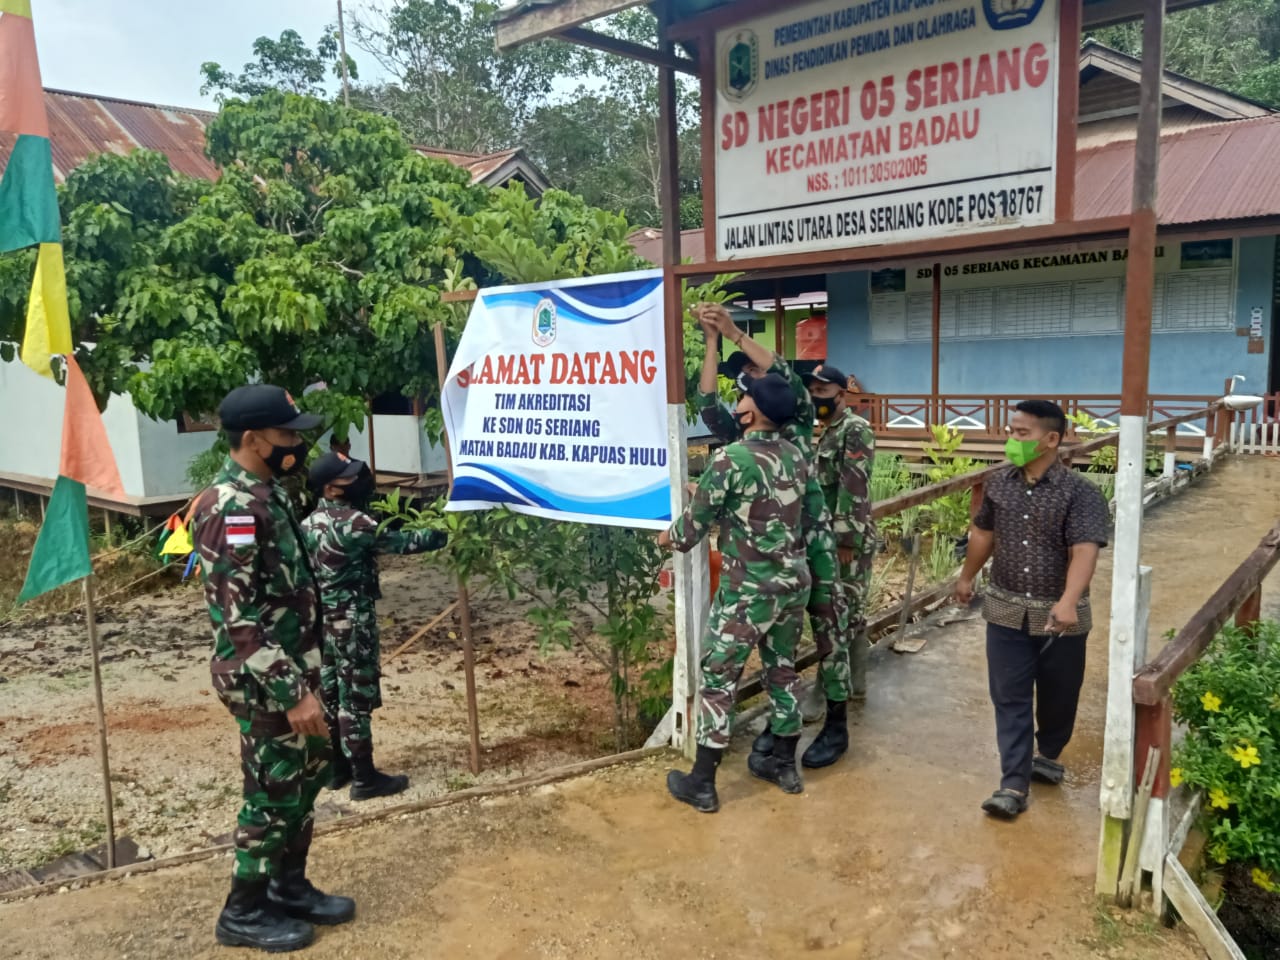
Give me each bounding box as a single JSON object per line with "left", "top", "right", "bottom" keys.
{"left": 6, "top": 458, "right": 1280, "bottom": 958}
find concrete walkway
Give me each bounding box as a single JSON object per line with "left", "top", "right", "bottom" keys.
{"left": 9, "top": 457, "right": 1280, "bottom": 960}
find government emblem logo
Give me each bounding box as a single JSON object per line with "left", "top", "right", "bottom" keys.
{"left": 532, "top": 298, "right": 557, "bottom": 347}
{"left": 721, "top": 30, "right": 758, "bottom": 103}
{"left": 982, "top": 0, "right": 1045, "bottom": 31}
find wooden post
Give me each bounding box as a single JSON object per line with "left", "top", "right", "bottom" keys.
{"left": 773, "top": 282, "right": 784, "bottom": 356}
{"left": 660, "top": 11, "right": 709, "bottom": 759}
{"left": 433, "top": 323, "right": 482, "bottom": 776}
{"left": 1098, "top": 0, "right": 1164, "bottom": 899}
{"left": 82, "top": 577, "right": 117, "bottom": 868}
{"left": 930, "top": 262, "right": 942, "bottom": 421}
{"left": 336, "top": 0, "right": 352, "bottom": 108}
{"left": 1163, "top": 425, "right": 1177, "bottom": 479}
{"left": 1235, "top": 586, "right": 1262, "bottom": 629}
{"left": 1135, "top": 696, "right": 1173, "bottom": 912}
{"left": 366, "top": 399, "right": 378, "bottom": 483}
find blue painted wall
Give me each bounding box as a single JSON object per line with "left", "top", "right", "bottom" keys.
{"left": 826, "top": 235, "right": 1275, "bottom": 398}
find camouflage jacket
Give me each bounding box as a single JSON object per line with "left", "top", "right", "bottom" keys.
{"left": 191, "top": 458, "right": 321, "bottom": 721}
{"left": 300, "top": 500, "right": 446, "bottom": 616}
{"left": 695, "top": 354, "right": 816, "bottom": 456}
{"left": 669, "top": 430, "right": 818, "bottom": 597}
{"left": 816, "top": 408, "right": 876, "bottom": 550}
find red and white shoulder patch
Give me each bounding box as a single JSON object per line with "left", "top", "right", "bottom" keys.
{"left": 226, "top": 514, "right": 256, "bottom": 546}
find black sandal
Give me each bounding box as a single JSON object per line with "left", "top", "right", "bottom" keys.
{"left": 1032, "top": 756, "right": 1065, "bottom": 785}
{"left": 981, "top": 788, "right": 1028, "bottom": 819}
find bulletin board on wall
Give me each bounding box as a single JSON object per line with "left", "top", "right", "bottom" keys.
{"left": 868, "top": 239, "right": 1236, "bottom": 344}
{"left": 795, "top": 312, "right": 828, "bottom": 360}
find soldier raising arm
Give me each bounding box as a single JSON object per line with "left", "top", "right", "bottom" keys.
{"left": 659, "top": 373, "right": 813, "bottom": 813}
{"left": 302, "top": 453, "right": 446, "bottom": 801}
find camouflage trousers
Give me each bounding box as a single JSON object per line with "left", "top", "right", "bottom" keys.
{"left": 844, "top": 530, "right": 877, "bottom": 695}
{"left": 233, "top": 722, "right": 330, "bottom": 880}
{"left": 320, "top": 605, "right": 382, "bottom": 762}
{"left": 807, "top": 527, "right": 852, "bottom": 704}
{"left": 697, "top": 587, "right": 808, "bottom": 749}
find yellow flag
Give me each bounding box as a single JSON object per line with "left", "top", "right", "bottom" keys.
{"left": 160, "top": 521, "right": 193, "bottom": 557}
{"left": 20, "top": 242, "right": 73, "bottom": 378}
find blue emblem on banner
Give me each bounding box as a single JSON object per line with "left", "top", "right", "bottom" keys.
{"left": 532, "top": 297, "right": 557, "bottom": 347}
{"left": 982, "top": 0, "right": 1044, "bottom": 30}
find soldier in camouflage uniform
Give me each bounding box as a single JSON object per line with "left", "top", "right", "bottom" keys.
{"left": 804, "top": 364, "right": 877, "bottom": 705}
{"left": 301, "top": 452, "right": 446, "bottom": 800}
{"left": 692, "top": 305, "right": 854, "bottom": 769}
{"left": 661, "top": 373, "right": 821, "bottom": 812}
{"left": 191, "top": 385, "right": 354, "bottom": 953}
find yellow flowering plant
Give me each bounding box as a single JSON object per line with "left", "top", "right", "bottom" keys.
{"left": 1172, "top": 622, "right": 1280, "bottom": 879}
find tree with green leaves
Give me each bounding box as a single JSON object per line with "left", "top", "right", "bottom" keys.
{"left": 200, "top": 28, "right": 358, "bottom": 101}
{"left": 521, "top": 8, "right": 704, "bottom": 227}
{"left": 348, "top": 0, "right": 585, "bottom": 153}
{"left": 1094, "top": 0, "right": 1280, "bottom": 106}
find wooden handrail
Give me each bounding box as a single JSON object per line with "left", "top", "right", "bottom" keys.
{"left": 1133, "top": 520, "right": 1280, "bottom": 705}
{"left": 870, "top": 405, "right": 1221, "bottom": 521}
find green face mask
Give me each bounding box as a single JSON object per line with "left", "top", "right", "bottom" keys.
{"left": 1005, "top": 437, "right": 1042, "bottom": 467}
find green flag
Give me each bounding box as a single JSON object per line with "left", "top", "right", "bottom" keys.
{"left": 18, "top": 475, "right": 92, "bottom": 603}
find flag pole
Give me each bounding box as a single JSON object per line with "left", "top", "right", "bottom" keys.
{"left": 82, "top": 575, "right": 117, "bottom": 868}
{"left": 433, "top": 322, "right": 482, "bottom": 776}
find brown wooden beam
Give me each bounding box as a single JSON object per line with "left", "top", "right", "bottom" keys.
{"left": 674, "top": 215, "right": 1134, "bottom": 281}
{"left": 663, "top": 0, "right": 1214, "bottom": 41}
{"left": 494, "top": 0, "right": 648, "bottom": 50}
{"left": 1133, "top": 521, "right": 1280, "bottom": 705}
{"left": 658, "top": 12, "right": 685, "bottom": 406}
{"left": 560, "top": 26, "right": 697, "bottom": 74}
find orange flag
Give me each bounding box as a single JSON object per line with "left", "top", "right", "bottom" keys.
{"left": 59, "top": 354, "right": 124, "bottom": 497}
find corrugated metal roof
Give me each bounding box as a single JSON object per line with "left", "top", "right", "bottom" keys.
{"left": 1075, "top": 115, "right": 1280, "bottom": 224}
{"left": 34, "top": 89, "right": 216, "bottom": 182}
{"left": 0, "top": 90, "right": 547, "bottom": 191}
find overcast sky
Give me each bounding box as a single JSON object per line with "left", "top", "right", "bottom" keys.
{"left": 31, "top": 0, "right": 361, "bottom": 108}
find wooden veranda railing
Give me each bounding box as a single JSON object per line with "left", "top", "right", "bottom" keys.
{"left": 1109, "top": 520, "right": 1280, "bottom": 933}
{"left": 848, "top": 392, "right": 1231, "bottom": 443}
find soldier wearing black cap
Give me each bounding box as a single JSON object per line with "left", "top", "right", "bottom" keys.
{"left": 661, "top": 372, "right": 825, "bottom": 811}
{"left": 804, "top": 364, "right": 877, "bottom": 698}
{"left": 300, "top": 452, "right": 446, "bottom": 800}
{"left": 191, "top": 385, "right": 355, "bottom": 952}
{"left": 693, "top": 304, "right": 855, "bottom": 770}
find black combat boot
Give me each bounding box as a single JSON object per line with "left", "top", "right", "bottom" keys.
{"left": 327, "top": 721, "right": 351, "bottom": 790}
{"left": 751, "top": 722, "right": 775, "bottom": 757}
{"left": 748, "top": 734, "right": 804, "bottom": 794}
{"left": 268, "top": 850, "right": 356, "bottom": 926}
{"left": 215, "top": 875, "right": 314, "bottom": 952}
{"left": 801, "top": 699, "right": 849, "bottom": 769}
{"left": 666, "top": 745, "right": 722, "bottom": 813}
{"left": 349, "top": 751, "right": 409, "bottom": 801}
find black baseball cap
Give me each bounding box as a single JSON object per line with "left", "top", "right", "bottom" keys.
{"left": 308, "top": 451, "right": 365, "bottom": 494}
{"left": 717, "top": 351, "right": 753, "bottom": 380}
{"left": 743, "top": 373, "right": 797, "bottom": 426}
{"left": 218, "top": 385, "right": 323, "bottom": 432}
{"left": 801, "top": 363, "right": 849, "bottom": 388}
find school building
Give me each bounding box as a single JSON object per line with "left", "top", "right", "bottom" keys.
{"left": 657, "top": 42, "right": 1280, "bottom": 435}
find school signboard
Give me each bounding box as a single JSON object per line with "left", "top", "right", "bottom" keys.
{"left": 714, "top": 0, "right": 1062, "bottom": 259}
{"left": 440, "top": 270, "right": 672, "bottom": 530}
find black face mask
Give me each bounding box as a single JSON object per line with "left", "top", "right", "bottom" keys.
{"left": 814, "top": 399, "right": 837, "bottom": 421}
{"left": 263, "top": 439, "right": 310, "bottom": 478}
{"left": 734, "top": 410, "right": 754, "bottom": 431}
{"left": 342, "top": 472, "right": 375, "bottom": 506}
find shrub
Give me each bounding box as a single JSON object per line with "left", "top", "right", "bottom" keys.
{"left": 1172, "top": 620, "right": 1280, "bottom": 886}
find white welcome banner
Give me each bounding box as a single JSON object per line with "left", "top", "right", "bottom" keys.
{"left": 441, "top": 270, "right": 671, "bottom": 530}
